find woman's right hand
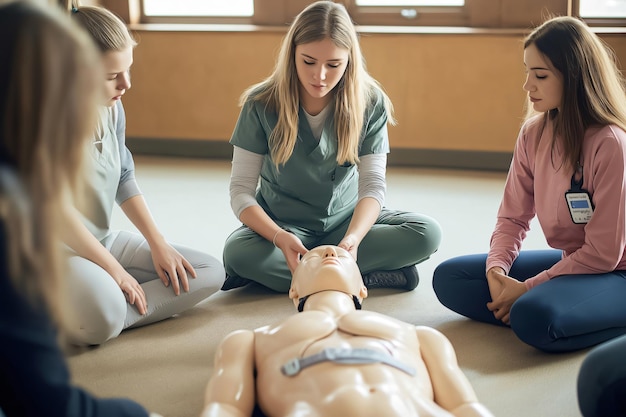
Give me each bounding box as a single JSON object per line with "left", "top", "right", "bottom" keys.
{"left": 112, "top": 269, "right": 147, "bottom": 315}
{"left": 486, "top": 267, "right": 526, "bottom": 325}
{"left": 59, "top": 204, "right": 148, "bottom": 315}
{"left": 486, "top": 267, "right": 506, "bottom": 302}
{"left": 274, "top": 231, "right": 308, "bottom": 273}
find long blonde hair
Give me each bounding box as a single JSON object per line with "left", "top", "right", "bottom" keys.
{"left": 242, "top": 1, "right": 395, "bottom": 169}
{"left": 524, "top": 16, "right": 626, "bottom": 173}
{"left": 66, "top": 0, "right": 136, "bottom": 53}
{"left": 0, "top": 1, "right": 100, "bottom": 325}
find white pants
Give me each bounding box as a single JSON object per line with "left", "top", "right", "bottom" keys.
{"left": 65, "top": 230, "right": 224, "bottom": 345}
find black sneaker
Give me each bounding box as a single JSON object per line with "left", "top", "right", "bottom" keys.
{"left": 221, "top": 274, "right": 252, "bottom": 291}
{"left": 362, "top": 265, "right": 419, "bottom": 290}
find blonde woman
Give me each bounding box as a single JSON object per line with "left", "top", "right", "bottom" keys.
{"left": 0, "top": 1, "right": 159, "bottom": 415}
{"left": 433, "top": 16, "right": 626, "bottom": 352}
{"left": 223, "top": 1, "right": 442, "bottom": 293}
{"left": 63, "top": 3, "right": 225, "bottom": 346}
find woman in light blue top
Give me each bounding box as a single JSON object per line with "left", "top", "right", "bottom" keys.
{"left": 222, "top": 1, "right": 441, "bottom": 293}
{"left": 63, "top": 3, "right": 224, "bottom": 345}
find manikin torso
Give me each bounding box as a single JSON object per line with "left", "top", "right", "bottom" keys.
{"left": 254, "top": 303, "right": 452, "bottom": 417}
{"left": 202, "top": 246, "right": 492, "bottom": 417}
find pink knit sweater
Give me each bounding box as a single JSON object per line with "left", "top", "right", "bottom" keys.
{"left": 486, "top": 115, "right": 626, "bottom": 289}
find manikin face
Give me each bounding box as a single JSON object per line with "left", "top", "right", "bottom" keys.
{"left": 523, "top": 43, "right": 563, "bottom": 113}
{"left": 102, "top": 46, "right": 133, "bottom": 107}
{"left": 295, "top": 38, "right": 349, "bottom": 113}
{"left": 289, "top": 245, "right": 367, "bottom": 303}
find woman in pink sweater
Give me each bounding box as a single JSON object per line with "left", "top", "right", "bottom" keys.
{"left": 433, "top": 16, "right": 626, "bottom": 352}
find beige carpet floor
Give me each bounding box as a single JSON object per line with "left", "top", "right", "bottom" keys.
{"left": 67, "top": 156, "right": 588, "bottom": 417}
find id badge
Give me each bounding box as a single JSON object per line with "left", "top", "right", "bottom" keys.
{"left": 565, "top": 191, "right": 594, "bottom": 224}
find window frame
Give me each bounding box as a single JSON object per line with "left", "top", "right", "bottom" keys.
{"left": 107, "top": 0, "right": 626, "bottom": 28}
{"left": 572, "top": 0, "right": 626, "bottom": 27}
{"left": 135, "top": 0, "right": 315, "bottom": 26}
{"left": 343, "top": 0, "right": 469, "bottom": 27}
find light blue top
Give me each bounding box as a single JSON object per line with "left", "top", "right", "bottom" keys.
{"left": 82, "top": 101, "right": 141, "bottom": 241}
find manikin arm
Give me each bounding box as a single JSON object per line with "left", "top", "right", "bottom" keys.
{"left": 416, "top": 326, "right": 494, "bottom": 417}
{"left": 201, "top": 330, "right": 256, "bottom": 417}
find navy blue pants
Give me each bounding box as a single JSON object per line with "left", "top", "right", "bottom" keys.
{"left": 578, "top": 334, "right": 626, "bottom": 417}
{"left": 432, "top": 250, "right": 626, "bottom": 352}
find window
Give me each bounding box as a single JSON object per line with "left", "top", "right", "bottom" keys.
{"left": 140, "top": 0, "right": 466, "bottom": 19}
{"left": 347, "top": 0, "right": 466, "bottom": 26}
{"left": 579, "top": 0, "right": 626, "bottom": 18}
{"left": 355, "top": 0, "right": 464, "bottom": 5}
{"left": 126, "top": 0, "right": 625, "bottom": 28}
{"left": 138, "top": 0, "right": 471, "bottom": 26}
{"left": 139, "top": 0, "right": 321, "bottom": 25}
{"left": 577, "top": 0, "right": 626, "bottom": 26}
{"left": 143, "top": 0, "right": 253, "bottom": 17}
{"left": 140, "top": 0, "right": 255, "bottom": 24}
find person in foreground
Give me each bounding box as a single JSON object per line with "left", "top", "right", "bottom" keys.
{"left": 577, "top": 334, "right": 626, "bottom": 417}
{"left": 222, "top": 1, "right": 441, "bottom": 293}
{"left": 0, "top": 2, "right": 160, "bottom": 416}
{"left": 62, "top": 2, "right": 224, "bottom": 345}
{"left": 202, "top": 245, "right": 493, "bottom": 417}
{"left": 432, "top": 16, "right": 626, "bottom": 352}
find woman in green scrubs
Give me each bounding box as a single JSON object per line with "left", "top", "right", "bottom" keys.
{"left": 223, "top": 1, "right": 441, "bottom": 293}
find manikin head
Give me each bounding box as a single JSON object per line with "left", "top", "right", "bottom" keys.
{"left": 289, "top": 245, "right": 368, "bottom": 311}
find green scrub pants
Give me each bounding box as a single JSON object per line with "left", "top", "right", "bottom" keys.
{"left": 223, "top": 208, "right": 442, "bottom": 292}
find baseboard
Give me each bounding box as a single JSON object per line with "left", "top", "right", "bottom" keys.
{"left": 126, "top": 137, "right": 512, "bottom": 172}
{"left": 127, "top": 137, "right": 234, "bottom": 160}
{"left": 387, "top": 148, "right": 512, "bottom": 171}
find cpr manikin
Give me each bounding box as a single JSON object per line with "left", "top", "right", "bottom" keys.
{"left": 202, "top": 245, "right": 494, "bottom": 417}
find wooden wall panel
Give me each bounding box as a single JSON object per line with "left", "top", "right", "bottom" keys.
{"left": 122, "top": 29, "right": 625, "bottom": 154}
{"left": 359, "top": 33, "right": 525, "bottom": 151}
{"left": 125, "top": 30, "right": 282, "bottom": 141}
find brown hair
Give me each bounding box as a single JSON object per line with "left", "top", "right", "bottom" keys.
{"left": 524, "top": 16, "right": 626, "bottom": 173}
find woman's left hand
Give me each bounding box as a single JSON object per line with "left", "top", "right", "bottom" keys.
{"left": 150, "top": 241, "right": 197, "bottom": 295}
{"left": 338, "top": 234, "right": 359, "bottom": 260}
{"left": 486, "top": 269, "right": 527, "bottom": 325}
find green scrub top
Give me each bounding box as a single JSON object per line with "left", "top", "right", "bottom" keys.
{"left": 230, "top": 90, "right": 390, "bottom": 233}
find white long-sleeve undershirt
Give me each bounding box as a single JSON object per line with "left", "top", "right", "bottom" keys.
{"left": 229, "top": 146, "right": 387, "bottom": 219}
